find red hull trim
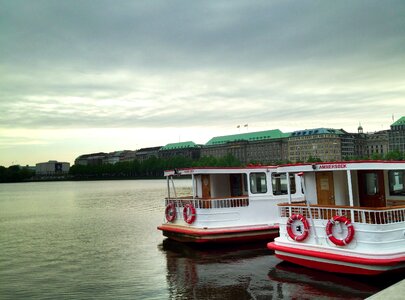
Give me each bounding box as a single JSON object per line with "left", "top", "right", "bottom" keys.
{"left": 158, "top": 225, "right": 279, "bottom": 243}
{"left": 274, "top": 254, "right": 383, "bottom": 275}
{"left": 268, "top": 242, "right": 405, "bottom": 266}
{"left": 268, "top": 242, "right": 405, "bottom": 275}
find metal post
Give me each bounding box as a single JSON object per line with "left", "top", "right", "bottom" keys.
{"left": 299, "top": 172, "right": 319, "bottom": 244}
{"left": 347, "top": 170, "right": 355, "bottom": 221}
{"left": 167, "top": 176, "right": 170, "bottom": 199}
{"left": 192, "top": 174, "right": 195, "bottom": 200}
{"left": 286, "top": 172, "right": 292, "bottom": 216}
{"left": 171, "top": 176, "right": 177, "bottom": 198}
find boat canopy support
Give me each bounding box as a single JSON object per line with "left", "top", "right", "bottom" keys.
{"left": 346, "top": 170, "right": 355, "bottom": 221}
{"left": 299, "top": 172, "right": 320, "bottom": 245}
{"left": 167, "top": 175, "right": 177, "bottom": 199}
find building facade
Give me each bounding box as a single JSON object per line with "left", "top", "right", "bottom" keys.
{"left": 288, "top": 128, "right": 344, "bottom": 162}
{"left": 365, "top": 130, "right": 389, "bottom": 157}
{"left": 202, "top": 129, "right": 290, "bottom": 164}
{"left": 36, "top": 160, "right": 70, "bottom": 176}
{"left": 135, "top": 146, "right": 162, "bottom": 162}
{"left": 389, "top": 116, "right": 405, "bottom": 153}
{"left": 103, "top": 150, "right": 137, "bottom": 164}
{"left": 159, "top": 141, "right": 201, "bottom": 160}
{"left": 72, "top": 116, "right": 405, "bottom": 168}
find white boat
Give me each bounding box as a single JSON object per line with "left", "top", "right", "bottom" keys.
{"left": 267, "top": 161, "right": 405, "bottom": 275}
{"left": 157, "top": 166, "right": 304, "bottom": 243}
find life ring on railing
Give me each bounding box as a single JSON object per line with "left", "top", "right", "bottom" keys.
{"left": 286, "top": 214, "right": 310, "bottom": 242}
{"left": 326, "top": 215, "right": 355, "bottom": 246}
{"left": 165, "top": 203, "right": 176, "bottom": 222}
{"left": 183, "top": 203, "right": 196, "bottom": 224}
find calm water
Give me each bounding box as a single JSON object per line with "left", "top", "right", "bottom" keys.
{"left": 0, "top": 180, "right": 402, "bottom": 299}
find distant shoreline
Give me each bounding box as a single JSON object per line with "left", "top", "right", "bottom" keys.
{"left": 0, "top": 176, "right": 167, "bottom": 184}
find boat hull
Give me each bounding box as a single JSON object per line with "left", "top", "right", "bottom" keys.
{"left": 158, "top": 224, "right": 279, "bottom": 243}
{"left": 268, "top": 242, "right": 405, "bottom": 275}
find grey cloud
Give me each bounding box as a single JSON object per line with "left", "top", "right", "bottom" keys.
{"left": 2, "top": 0, "right": 405, "bottom": 72}
{"left": 1, "top": 0, "right": 405, "bottom": 132}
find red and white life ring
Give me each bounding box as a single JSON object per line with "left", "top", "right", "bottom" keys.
{"left": 183, "top": 203, "right": 196, "bottom": 224}
{"left": 165, "top": 202, "right": 176, "bottom": 222}
{"left": 286, "top": 214, "right": 310, "bottom": 242}
{"left": 326, "top": 215, "right": 355, "bottom": 246}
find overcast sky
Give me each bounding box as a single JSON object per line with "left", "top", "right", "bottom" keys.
{"left": 1, "top": 0, "right": 405, "bottom": 166}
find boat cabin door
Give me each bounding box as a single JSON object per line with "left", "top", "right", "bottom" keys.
{"left": 358, "top": 170, "right": 385, "bottom": 207}
{"left": 316, "top": 171, "right": 335, "bottom": 205}
{"left": 202, "top": 175, "right": 211, "bottom": 198}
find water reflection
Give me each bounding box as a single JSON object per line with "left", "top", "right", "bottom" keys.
{"left": 159, "top": 239, "right": 402, "bottom": 299}
{"left": 160, "top": 239, "right": 272, "bottom": 299}
{"left": 268, "top": 262, "right": 379, "bottom": 299}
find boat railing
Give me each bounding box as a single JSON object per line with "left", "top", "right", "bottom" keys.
{"left": 165, "top": 196, "right": 249, "bottom": 209}
{"left": 278, "top": 203, "right": 405, "bottom": 225}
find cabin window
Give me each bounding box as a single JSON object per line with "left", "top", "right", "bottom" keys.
{"left": 365, "top": 173, "right": 379, "bottom": 195}
{"left": 250, "top": 173, "right": 267, "bottom": 194}
{"left": 272, "top": 173, "right": 296, "bottom": 195}
{"left": 230, "top": 174, "right": 248, "bottom": 196}
{"left": 389, "top": 170, "right": 405, "bottom": 196}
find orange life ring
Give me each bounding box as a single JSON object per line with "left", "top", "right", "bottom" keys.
{"left": 326, "top": 215, "right": 355, "bottom": 246}
{"left": 165, "top": 202, "right": 176, "bottom": 222}
{"left": 183, "top": 203, "right": 196, "bottom": 224}
{"left": 286, "top": 214, "right": 310, "bottom": 242}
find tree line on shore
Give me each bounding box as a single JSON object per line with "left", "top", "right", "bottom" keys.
{"left": 1, "top": 151, "right": 404, "bottom": 183}
{"left": 0, "top": 154, "right": 241, "bottom": 183}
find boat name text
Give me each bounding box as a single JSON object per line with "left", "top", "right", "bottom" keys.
{"left": 319, "top": 163, "right": 347, "bottom": 169}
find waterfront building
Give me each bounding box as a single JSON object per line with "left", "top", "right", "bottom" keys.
{"left": 119, "top": 150, "right": 138, "bottom": 162}
{"left": 288, "top": 128, "right": 344, "bottom": 162}
{"left": 103, "top": 150, "right": 137, "bottom": 164}
{"left": 35, "top": 160, "right": 70, "bottom": 176}
{"left": 389, "top": 116, "right": 405, "bottom": 153}
{"left": 74, "top": 152, "right": 107, "bottom": 166}
{"left": 202, "top": 129, "right": 289, "bottom": 164}
{"left": 72, "top": 116, "right": 405, "bottom": 168}
{"left": 159, "top": 141, "right": 201, "bottom": 160}
{"left": 365, "top": 130, "right": 389, "bottom": 157}
{"left": 350, "top": 125, "right": 367, "bottom": 159}
{"left": 135, "top": 146, "right": 161, "bottom": 162}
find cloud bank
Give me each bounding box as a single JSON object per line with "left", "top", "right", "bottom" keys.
{"left": 1, "top": 0, "right": 405, "bottom": 165}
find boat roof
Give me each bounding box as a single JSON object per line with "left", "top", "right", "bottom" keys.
{"left": 165, "top": 160, "right": 405, "bottom": 176}
{"left": 277, "top": 160, "right": 405, "bottom": 173}
{"left": 164, "top": 165, "right": 277, "bottom": 176}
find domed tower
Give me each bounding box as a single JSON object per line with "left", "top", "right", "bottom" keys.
{"left": 358, "top": 123, "right": 363, "bottom": 134}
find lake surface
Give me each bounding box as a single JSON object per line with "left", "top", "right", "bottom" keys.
{"left": 0, "top": 180, "right": 402, "bottom": 299}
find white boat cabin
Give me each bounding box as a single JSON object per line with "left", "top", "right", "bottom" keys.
{"left": 163, "top": 167, "right": 305, "bottom": 228}
{"left": 277, "top": 161, "right": 405, "bottom": 221}
{"left": 269, "top": 161, "right": 405, "bottom": 275}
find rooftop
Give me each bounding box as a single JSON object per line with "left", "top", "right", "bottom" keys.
{"left": 205, "top": 129, "right": 289, "bottom": 146}
{"left": 160, "top": 141, "right": 199, "bottom": 150}
{"left": 391, "top": 116, "right": 405, "bottom": 127}
{"left": 290, "top": 128, "right": 345, "bottom": 137}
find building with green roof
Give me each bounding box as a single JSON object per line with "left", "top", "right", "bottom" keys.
{"left": 160, "top": 141, "right": 199, "bottom": 150}
{"left": 159, "top": 141, "right": 201, "bottom": 160}
{"left": 205, "top": 129, "right": 290, "bottom": 146}
{"left": 202, "top": 129, "right": 290, "bottom": 164}
{"left": 389, "top": 116, "right": 405, "bottom": 153}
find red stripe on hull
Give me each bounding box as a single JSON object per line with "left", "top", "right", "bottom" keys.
{"left": 268, "top": 242, "right": 405, "bottom": 275}
{"left": 275, "top": 254, "right": 383, "bottom": 275}
{"left": 268, "top": 242, "right": 405, "bottom": 266}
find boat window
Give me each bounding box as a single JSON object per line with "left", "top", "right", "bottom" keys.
{"left": 250, "top": 173, "right": 267, "bottom": 194}
{"left": 230, "top": 174, "right": 248, "bottom": 196}
{"left": 365, "top": 173, "right": 379, "bottom": 195}
{"left": 272, "top": 173, "right": 296, "bottom": 195}
{"left": 389, "top": 170, "right": 405, "bottom": 196}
